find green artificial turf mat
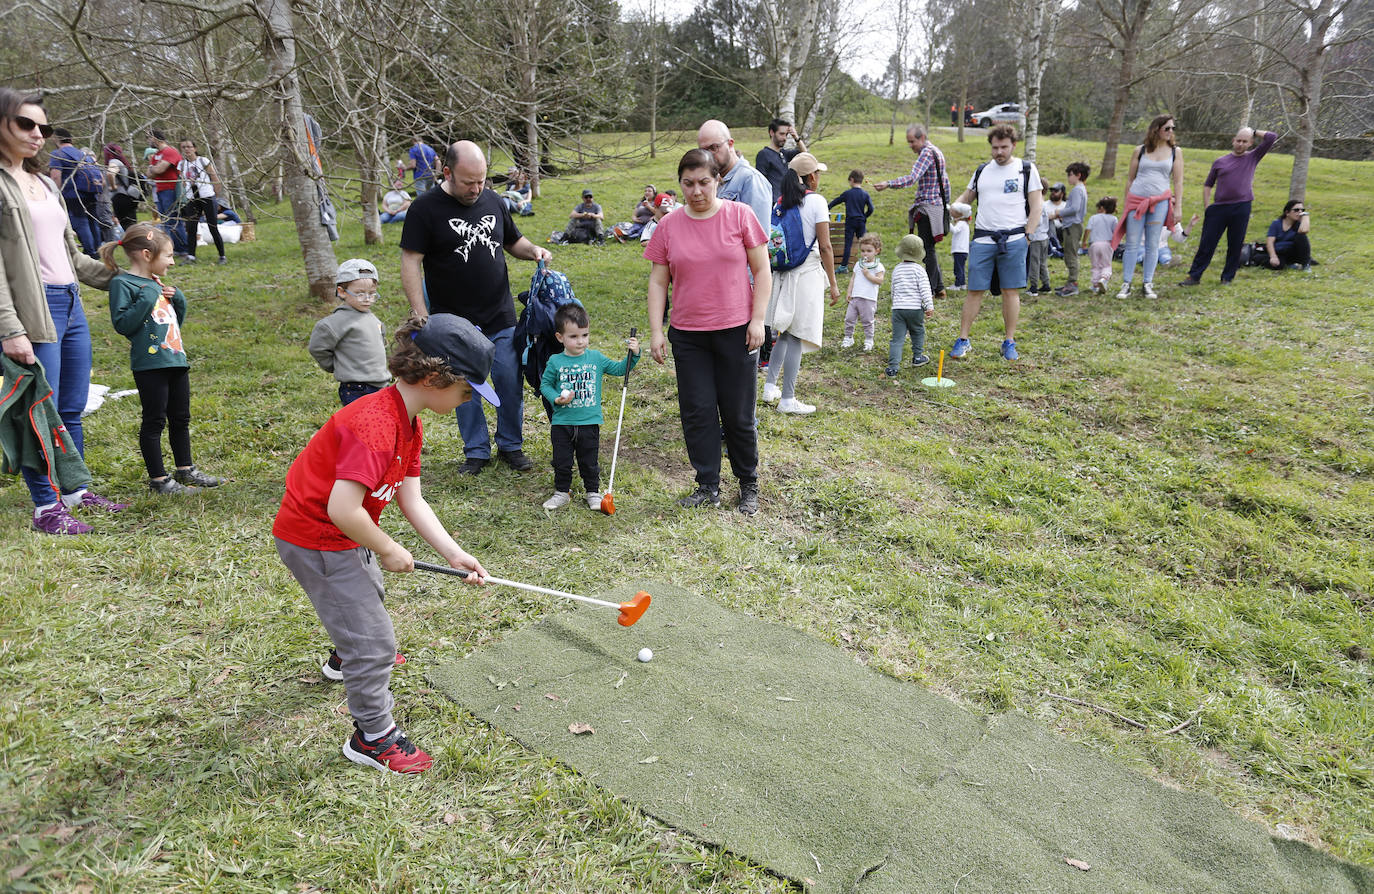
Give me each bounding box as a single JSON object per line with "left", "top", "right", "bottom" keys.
{"left": 429, "top": 583, "right": 1374, "bottom": 893}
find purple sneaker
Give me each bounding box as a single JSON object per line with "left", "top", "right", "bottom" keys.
{"left": 32, "top": 504, "right": 93, "bottom": 535}
{"left": 75, "top": 491, "right": 128, "bottom": 512}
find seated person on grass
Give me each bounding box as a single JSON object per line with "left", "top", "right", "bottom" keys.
{"left": 1265, "top": 200, "right": 1313, "bottom": 270}
{"left": 380, "top": 180, "right": 411, "bottom": 224}
{"left": 562, "top": 189, "right": 604, "bottom": 244}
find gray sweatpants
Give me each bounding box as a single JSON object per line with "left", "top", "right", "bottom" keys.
{"left": 276, "top": 538, "right": 395, "bottom": 735}
{"left": 1027, "top": 239, "right": 1050, "bottom": 288}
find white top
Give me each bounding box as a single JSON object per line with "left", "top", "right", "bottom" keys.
{"left": 849, "top": 260, "right": 884, "bottom": 300}
{"left": 1086, "top": 213, "right": 1118, "bottom": 243}
{"left": 382, "top": 189, "right": 408, "bottom": 212}
{"left": 949, "top": 220, "right": 969, "bottom": 253}
{"left": 966, "top": 157, "right": 1042, "bottom": 240}
{"left": 178, "top": 156, "right": 216, "bottom": 200}
{"left": 798, "top": 192, "right": 829, "bottom": 254}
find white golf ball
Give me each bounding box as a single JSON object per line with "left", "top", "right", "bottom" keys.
{"left": 560, "top": 389, "right": 572, "bottom": 399}
{"left": 637, "top": 647, "right": 653, "bottom": 663}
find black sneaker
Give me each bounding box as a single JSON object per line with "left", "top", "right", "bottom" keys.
{"left": 676, "top": 485, "right": 720, "bottom": 509}
{"left": 322, "top": 648, "right": 407, "bottom": 681}
{"left": 458, "top": 457, "right": 488, "bottom": 475}
{"left": 737, "top": 482, "right": 759, "bottom": 516}
{"left": 342, "top": 725, "right": 432, "bottom": 775}
{"left": 150, "top": 477, "right": 197, "bottom": 495}
{"left": 497, "top": 450, "right": 533, "bottom": 471}
{"left": 174, "top": 466, "right": 224, "bottom": 487}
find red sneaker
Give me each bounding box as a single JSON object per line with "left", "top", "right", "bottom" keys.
{"left": 321, "top": 649, "right": 406, "bottom": 682}
{"left": 343, "top": 726, "right": 432, "bottom": 775}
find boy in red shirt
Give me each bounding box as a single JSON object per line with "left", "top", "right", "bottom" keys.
{"left": 273, "top": 314, "right": 497, "bottom": 775}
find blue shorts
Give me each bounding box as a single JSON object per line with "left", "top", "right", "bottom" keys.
{"left": 967, "top": 237, "right": 1029, "bottom": 291}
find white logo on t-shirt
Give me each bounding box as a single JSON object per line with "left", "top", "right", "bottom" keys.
{"left": 448, "top": 215, "right": 501, "bottom": 261}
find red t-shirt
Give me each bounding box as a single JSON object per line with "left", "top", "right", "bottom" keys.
{"left": 152, "top": 146, "right": 183, "bottom": 193}
{"left": 272, "top": 386, "right": 423, "bottom": 551}
{"left": 643, "top": 201, "right": 765, "bottom": 331}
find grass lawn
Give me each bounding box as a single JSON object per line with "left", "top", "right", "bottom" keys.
{"left": 1, "top": 126, "right": 1370, "bottom": 891}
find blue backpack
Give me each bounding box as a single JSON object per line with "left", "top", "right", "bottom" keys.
{"left": 515, "top": 262, "right": 582, "bottom": 418}
{"left": 768, "top": 192, "right": 816, "bottom": 270}
{"left": 72, "top": 150, "right": 104, "bottom": 194}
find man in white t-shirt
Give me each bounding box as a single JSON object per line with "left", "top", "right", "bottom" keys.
{"left": 948, "top": 125, "right": 1042, "bottom": 362}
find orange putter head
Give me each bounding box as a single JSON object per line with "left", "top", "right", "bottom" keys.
{"left": 600, "top": 492, "right": 616, "bottom": 515}
{"left": 616, "top": 591, "right": 651, "bottom": 626}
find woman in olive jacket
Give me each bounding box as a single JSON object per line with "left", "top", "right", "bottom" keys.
{"left": 0, "top": 87, "right": 126, "bottom": 534}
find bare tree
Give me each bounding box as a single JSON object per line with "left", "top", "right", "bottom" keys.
{"left": 758, "top": 0, "right": 824, "bottom": 123}
{"left": 1014, "top": 0, "right": 1064, "bottom": 161}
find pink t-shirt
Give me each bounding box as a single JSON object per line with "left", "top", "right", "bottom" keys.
{"left": 643, "top": 201, "right": 766, "bottom": 332}
{"left": 28, "top": 190, "right": 75, "bottom": 286}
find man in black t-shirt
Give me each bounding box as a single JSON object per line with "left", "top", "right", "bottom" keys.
{"left": 400, "top": 140, "right": 552, "bottom": 474}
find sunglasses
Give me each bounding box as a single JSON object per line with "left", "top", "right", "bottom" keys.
{"left": 14, "top": 115, "right": 54, "bottom": 138}
{"left": 1162, "top": 125, "right": 1176, "bottom": 131}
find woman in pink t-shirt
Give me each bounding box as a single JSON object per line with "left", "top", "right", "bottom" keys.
{"left": 644, "top": 148, "right": 771, "bottom": 515}
{"left": 0, "top": 88, "right": 127, "bottom": 535}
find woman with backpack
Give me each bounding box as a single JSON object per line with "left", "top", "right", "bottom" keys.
{"left": 644, "top": 148, "right": 771, "bottom": 515}
{"left": 1114, "top": 115, "right": 1183, "bottom": 300}
{"left": 176, "top": 139, "right": 226, "bottom": 264}
{"left": 103, "top": 143, "right": 139, "bottom": 231}
{"left": 761, "top": 153, "right": 839, "bottom": 415}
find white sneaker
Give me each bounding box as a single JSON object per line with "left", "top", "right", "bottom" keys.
{"left": 841, "top": 337, "right": 854, "bottom": 348}
{"left": 761, "top": 383, "right": 782, "bottom": 403}
{"left": 1142, "top": 283, "right": 1158, "bottom": 300}
{"left": 776, "top": 398, "right": 816, "bottom": 415}
{"left": 1116, "top": 283, "right": 1131, "bottom": 299}
{"left": 542, "top": 492, "right": 570, "bottom": 510}
{"left": 862, "top": 340, "right": 874, "bottom": 352}
{"left": 586, "top": 492, "right": 602, "bottom": 510}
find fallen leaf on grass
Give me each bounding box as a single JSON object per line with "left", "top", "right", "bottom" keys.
{"left": 211, "top": 666, "right": 242, "bottom": 685}
{"left": 443, "top": 812, "right": 459, "bottom": 825}
{"left": 638, "top": 755, "right": 659, "bottom": 764}
{"left": 1065, "top": 858, "right": 1091, "bottom": 871}
{"left": 569, "top": 723, "right": 594, "bottom": 735}
{"left": 7, "top": 862, "right": 33, "bottom": 882}
{"left": 545, "top": 693, "right": 559, "bottom": 701}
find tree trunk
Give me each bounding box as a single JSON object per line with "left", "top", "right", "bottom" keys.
{"left": 1099, "top": 41, "right": 1137, "bottom": 180}
{"left": 1289, "top": 1, "right": 1332, "bottom": 201}
{"left": 958, "top": 83, "right": 968, "bottom": 143}
{"left": 259, "top": 0, "right": 337, "bottom": 300}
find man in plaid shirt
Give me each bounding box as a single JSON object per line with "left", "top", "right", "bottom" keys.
{"left": 876, "top": 124, "right": 950, "bottom": 299}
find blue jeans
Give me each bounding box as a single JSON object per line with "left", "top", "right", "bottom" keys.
{"left": 22, "top": 283, "right": 92, "bottom": 505}
{"left": 1188, "top": 201, "right": 1251, "bottom": 283}
{"left": 1121, "top": 198, "right": 1168, "bottom": 285}
{"left": 454, "top": 325, "right": 523, "bottom": 458}
{"left": 155, "top": 189, "right": 188, "bottom": 254}
{"left": 379, "top": 210, "right": 406, "bottom": 224}
{"left": 64, "top": 192, "right": 102, "bottom": 257}
{"left": 967, "top": 237, "right": 1029, "bottom": 291}
{"left": 413, "top": 175, "right": 434, "bottom": 195}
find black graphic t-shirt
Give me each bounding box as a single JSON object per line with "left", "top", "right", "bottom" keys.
{"left": 400, "top": 187, "right": 523, "bottom": 332}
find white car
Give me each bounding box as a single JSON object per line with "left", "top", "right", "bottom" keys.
{"left": 970, "top": 103, "right": 1026, "bottom": 129}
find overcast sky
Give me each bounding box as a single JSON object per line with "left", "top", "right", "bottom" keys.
{"left": 628, "top": 0, "right": 899, "bottom": 84}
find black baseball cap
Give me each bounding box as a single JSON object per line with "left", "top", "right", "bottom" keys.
{"left": 582, "top": 189, "right": 593, "bottom": 197}
{"left": 412, "top": 314, "right": 500, "bottom": 407}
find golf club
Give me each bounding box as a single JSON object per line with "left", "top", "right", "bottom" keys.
{"left": 413, "top": 560, "right": 651, "bottom": 626}
{"left": 600, "top": 326, "right": 637, "bottom": 516}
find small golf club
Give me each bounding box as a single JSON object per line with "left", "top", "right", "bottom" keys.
{"left": 413, "top": 560, "right": 651, "bottom": 626}
{"left": 600, "top": 326, "right": 637, "bottom": 516}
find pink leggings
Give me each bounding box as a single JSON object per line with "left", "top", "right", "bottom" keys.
{"left": 1089, "top": 242, "right": 1114, "bottom": 286}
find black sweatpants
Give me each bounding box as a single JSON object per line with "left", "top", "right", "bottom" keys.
{"left": 182, "top": 197, "right": 225, "bottom": 259}
{"left": 551, "top": 423, "right": 601, "bottom": 493}
{"left": 133, "top": 366, "right": 193, "bottom": 478}
{"left": 667, "top": 324, "right": 758, "bottom": 490}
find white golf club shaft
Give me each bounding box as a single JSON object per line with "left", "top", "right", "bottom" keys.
{"left": 605, "top": 385, "right": 628, "bottom": 495}
{"left": 413, "top": 561, "right": 621, "bottom": 610}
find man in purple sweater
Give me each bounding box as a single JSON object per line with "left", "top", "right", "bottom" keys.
{"left": 1180, "top": 127, "right": 1277, "bottom": 286}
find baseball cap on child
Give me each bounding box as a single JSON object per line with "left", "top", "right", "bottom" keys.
{"left": 336, "top": 258, "right": 380, "bottom": 284}
{"left": 412, "top": 314, "right": 501, "bottom": 407}
{"left": 896, "top": 234, "right": 926, "bottom": 263}
{"left": 787, "top": 152, "right": 828, "bottom": 176}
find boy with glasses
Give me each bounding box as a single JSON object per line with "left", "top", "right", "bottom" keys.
{"left": 309, "top": 258, "right": 390, "bottom": 405}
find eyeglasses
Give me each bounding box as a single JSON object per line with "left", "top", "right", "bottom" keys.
{"left": 343, "top": 287, "right": 379, "bottom": 300}
{"left": 701, "top": 142, "right": 726, "bottom": 154}
{"left": 14, "top": 116, "right": 54, "bottom": 138}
